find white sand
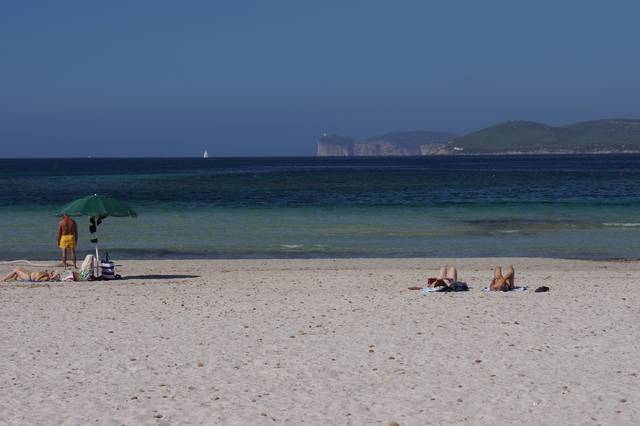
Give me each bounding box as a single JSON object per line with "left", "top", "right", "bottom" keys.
{"left": 1, "top": 258, "right": 639, "bottom": 425}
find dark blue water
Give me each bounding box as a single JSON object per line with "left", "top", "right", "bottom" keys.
{"left": 1, "top": 155, "right": 639, "bottom": 259}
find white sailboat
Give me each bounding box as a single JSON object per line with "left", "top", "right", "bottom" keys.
{"left": 203, "top": 150, "right": 209, "bottom": 158}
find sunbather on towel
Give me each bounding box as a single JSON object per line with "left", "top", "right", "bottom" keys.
{"left": 2, "top": 267, "right": 60, "bottom": 282}
{"left": 427, "top": 266, "right": 458, "bottom": 288}
{"left": 489, "top": 265, "right": 515, "bottom": 291}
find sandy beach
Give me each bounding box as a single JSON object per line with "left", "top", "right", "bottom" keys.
{"left": 1, "top": 258, "right": 639, "bottom": 425}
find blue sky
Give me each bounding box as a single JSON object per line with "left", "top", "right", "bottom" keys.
{"left": 1, "top": 0, "right": 639, "bottom": 157}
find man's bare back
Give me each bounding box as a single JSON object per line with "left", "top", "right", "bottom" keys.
{"left": 57, "top": 215, "right": 78, "bottom": 269}
{"left": 58, "top": 217, "right": 77, "bottom": 236}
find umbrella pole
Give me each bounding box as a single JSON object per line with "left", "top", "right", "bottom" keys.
{"left": 95, "top": 242, "right": 100, "bottom": 277}
{"left": 92, "top": 215, "right": 100, "bottom": 277}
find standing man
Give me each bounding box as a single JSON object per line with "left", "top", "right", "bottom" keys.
{"left": 57, "top": 214, "right": 78, "bottom": 270}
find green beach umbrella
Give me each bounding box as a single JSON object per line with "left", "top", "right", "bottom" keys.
{"left": 57, "top": 194, "right": 138, "bottom": 275}
{"left": 57, "top": 194, "right": 138, "bottom": 218}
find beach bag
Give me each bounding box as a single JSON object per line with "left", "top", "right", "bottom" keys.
{"left": 100, "top": 252, "right": 116, "bottom": 280}
{"left": 79, "top": 254, "right": 95, "bottom": 280}
{"left": 81, "top": 254, "right": 95, "bottom": 274}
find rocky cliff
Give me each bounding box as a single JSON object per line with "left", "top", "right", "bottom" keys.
{"left": 316, "top": 134, "right": 354, "bottom": 156}
{"left": 352, "top": 141, "right": 419, "bottom": 156}
{"left": 316, "top": 131, "right": 457, "bottom": 156}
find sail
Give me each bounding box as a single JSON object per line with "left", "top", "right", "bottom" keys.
{"left": 203, "top": 150, "right": 209, "bottom": 158}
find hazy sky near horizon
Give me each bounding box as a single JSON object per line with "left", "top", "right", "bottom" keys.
{"left": 1, "top": 1, "right": 640, "bottom": 157}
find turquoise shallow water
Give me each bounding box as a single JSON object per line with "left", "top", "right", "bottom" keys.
{"left": 1, "top": 156, "right": 639, "bottom": 259}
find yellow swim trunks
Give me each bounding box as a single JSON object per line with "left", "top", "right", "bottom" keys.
{"left": 59, "top": 234, "right": 76, "bottom": 249}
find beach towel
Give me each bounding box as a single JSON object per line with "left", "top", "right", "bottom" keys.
{"left": 422, "top": 286, "right": 447, "bottom": 294}
{"left": 16, "top": 276, "right": 60, "bottom": 284}
{"left": 62, "top": 271, "right": 78, "bottom": 282}
{"left": 422, "top": 281, "right": 469, "bottom": 294}
{"left": 481, "top": 286, "right": 527, "bottom": 292}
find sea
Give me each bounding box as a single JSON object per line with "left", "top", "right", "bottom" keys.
{"left": 1, "top": 155, "right": 639, "bottom": 260}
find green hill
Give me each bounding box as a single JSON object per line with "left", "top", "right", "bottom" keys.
{"left": 452, "top": 119, "right": 640, "bottom": 153}
{"left": 560, "top": 119, "right": 640, "bottom": 151}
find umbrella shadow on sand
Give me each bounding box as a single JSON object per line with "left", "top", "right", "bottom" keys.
{"left": 122, "top": 274, "right": 200, "bottom": 280}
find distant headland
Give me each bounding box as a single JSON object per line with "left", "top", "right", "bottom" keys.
{"left": 316, "top": 119, "right": 640, "bottom": 156}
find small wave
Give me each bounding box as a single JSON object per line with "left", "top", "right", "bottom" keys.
{"left": 281, "top": 244, "right": 304, "bottom": 249}
{"left": 603, "top": 222, "right": 640, "bottom": 227}
{"left": 499, "top": 230, "right": 520, "bottom": 234}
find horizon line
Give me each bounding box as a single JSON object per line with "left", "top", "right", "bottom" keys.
{"left": 3, "top": 152, "right": 640, "bottom": 160}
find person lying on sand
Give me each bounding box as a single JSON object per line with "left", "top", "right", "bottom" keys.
{"left": 489, "top": 265, "right": 515, "bottom": 291}
{"left": 423, "top": 266, "right": 469, "bottom": 292}
{"left": 427, "top": 266, "right": 458, "bottom": 288}
{"left": 2, "top": 267, "right": 60, "bottom": 282}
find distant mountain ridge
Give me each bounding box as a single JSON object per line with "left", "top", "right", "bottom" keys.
{"left": 316, "top": 119, "right": 640, "bottom": 156}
